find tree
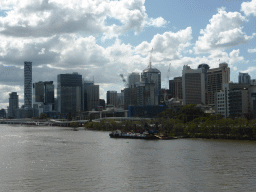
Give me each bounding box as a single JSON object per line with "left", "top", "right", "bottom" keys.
{"left": 40, "top": 113, "right": 48, "bottom": 119}
{"left": 70, "top": 121, "right": 78, "bottom": 127}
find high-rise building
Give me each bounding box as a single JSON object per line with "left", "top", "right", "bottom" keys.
{"left": 136, "top": 81, "right": 156, "bottom": 106}
{"left": 117, "top": 91, "right": 124, "bottom": 108}
{"left": 8, "top": 92, "right": 19, "bottom": 118}
{"left": 141, "top": 67, "right": 161, "bottom": 105}
{"left": 239, "top": 72, "right": 251, "bottom": 84}
{"left": 33, "top": 81, "right": 44, "bottom": 104}
{"left": 99, "top": 99, "right": 105, "bottom": 109}
{"left": 249, "top": 86, "right": 256, "bottom": 118}
{"left": 251, "top": 79, "right": 256, "bottom": 86}
{"left": 206, "top": 63, "right": 230, "bottom": 105}
{"left": 57, "top": 72, "right": 82, "bottom": 114}
{"left": 169, "top": 77, "right": 182, "bottom": 99}
{"left": 182, "top": 65, "right": 206, "bottom": 105}
{"left": 44, "top": 81, "right": 54, "bottom": 104}
{"left": 107, "top": 91, "right": 117, "bottom": 107}
{"left": 124, "top": 87, "right": 137, "bottom": 109}
{"left": 128, "top": 72, "right": 140, "bottom": 88}
{"left": 215, "top": 82, "right": 251, "bottom": 118}
{"left": 0, "top": 109, "right": 6, "bottom": 118}
{"left": 24, "top": 61, "right": 32, "bottom": 108}
{"left": 83, "top": 81, "right": 99, "bottom": 111}
{"left": 33, "top": 81, "right": 54, "bottom": 112}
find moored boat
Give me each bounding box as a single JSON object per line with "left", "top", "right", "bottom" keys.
{"left": 109, "top": 130, "right": 159, "bottom": 140}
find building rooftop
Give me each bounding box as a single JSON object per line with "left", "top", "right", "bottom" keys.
{"left": 143, "top": 67, "right": 160, "bottom": 73}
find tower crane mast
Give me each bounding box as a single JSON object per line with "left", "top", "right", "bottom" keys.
{"left": 149, "top": 48, "right": 153, "bottom": 68}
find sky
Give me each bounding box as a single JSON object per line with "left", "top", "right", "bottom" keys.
{"left": 0, "top": 0, "right": 256, "bottom": 109}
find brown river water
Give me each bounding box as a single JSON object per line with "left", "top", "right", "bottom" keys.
{"left": 1, "top": 124, "right": 256, "bottom": 191}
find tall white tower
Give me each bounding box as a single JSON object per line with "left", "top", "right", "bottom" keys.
{"left": 24, "top": 61, "right": 32, "bottom": 108}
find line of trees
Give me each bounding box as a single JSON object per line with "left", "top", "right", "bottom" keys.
{"left": 84, "top": 104, "right": 256, "bottom": 140}
{"left": 157, "top": 104, "right": 256, "bottom": 140}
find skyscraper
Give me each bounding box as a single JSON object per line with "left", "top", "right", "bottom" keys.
{"left": 169, "top": 77, "right": 182, "bottom": 99}
{"left": 83, "top": 81, "right": 99, "bottom": 111}
{"left": 107, "top": 91, "right": 117, "bottom": 107}
{"left": 57, "top": 72, "right": 82, "bottom": 114}
{"left": 24, "top": 61, "right": 32, "bottom": 108}
{"left": 8, "top": 92, "right": 19, "bottom": 118}
{"left": 182, "top": 65, "right": 206, "bottom": 105}
{"left": 128, "top": 72, "right": 140, "bottom": 88}
{"left": 239, "top": 72, "right": 251, "bottom": 84}
{"left": 140, "top": 67, "right": 161, "bottom": 105}
{"left": 33, "top": 81, "right": 54, "bottom": 110}
{"left": 44, "top": 81, "right": 54, "bottom": 104}
{"left": 124, "top": 87, "right": 137, "bottom": 109}
{"left": 206, "top": 63, "right": 230, "bottom": 105}
{"left": 33, "top": 81, "right": 44, "bottom": 104}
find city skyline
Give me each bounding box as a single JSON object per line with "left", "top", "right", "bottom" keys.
{"left": 0, "top": 0, "right": 256, "bottom": 109}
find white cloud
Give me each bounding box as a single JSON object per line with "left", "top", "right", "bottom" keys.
{"left": 241, "top": 66, "right": 256, "bottom": 74}
{"left": 0, "top": 84, "right": 23, "bottom": 109}
{"left": 135, "top": 27, "right": 192, "bottom": 62}
{"left": 241, "top": 0, "right": 256, "bottom": 16}
{"left": 194, "top": 8, "right": 255, "bottom": 54}
{"left": 168, "top": 49, "right": 245, "bottom": 73}
{"left": 0, "top": 0, "right": 167, "bottom": 38}
{"left": 146, "top": 17, "right": 168, "bottom": 27}
{"left": 229, "top": 49, "right": 244, "bottom": 65}
{"left": 248, "top": 48, "right": 256, "bottom": 53}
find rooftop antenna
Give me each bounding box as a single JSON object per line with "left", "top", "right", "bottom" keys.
{"left": 149, "top": 48, "right": 153, "bottom": 68}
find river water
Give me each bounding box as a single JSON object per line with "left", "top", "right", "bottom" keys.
{"left": 1, "top": 124, "right": 256, "bottom": 192}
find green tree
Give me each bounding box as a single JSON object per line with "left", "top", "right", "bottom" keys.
{"left": 70, "top": 121, "right": 78, "bottom": 127}
{"left": 40, "top": 113, "right": 48, "bottom": 119}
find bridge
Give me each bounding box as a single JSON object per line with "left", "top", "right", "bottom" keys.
{"left": 92, "top": 117, "right": 152, "bottom": 122}
{"left": 0, "top": 117, "right": 153, "bottom": 126}
{"left": 0, "top": 119, "right": 89, "bottom": 127}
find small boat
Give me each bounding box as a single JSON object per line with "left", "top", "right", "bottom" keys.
{"left": 109, "top": 130, "right": 159, "bottom": 140}
{"left": 159, "top": 133, "right": 178, "bottom": 140}
{"left": 160, "top": 136, "right": 178, "bottom": 140}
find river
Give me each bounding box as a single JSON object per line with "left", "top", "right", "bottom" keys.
{"left": 1, "top": 124, "right": 256, "bottom": 191}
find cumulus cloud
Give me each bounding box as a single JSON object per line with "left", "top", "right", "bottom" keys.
{"left": 168, "top": 49, "right": 245, "bottom": 72}
{"left": 194, "top": 8, "right": 255, "bottom": 54}
{"left": 0, "top": 84, "right": 23, "bottom": 109}
{"left": 146, "top": 17, "right": 168, "bottom": 27}
{"left": 0, "top": 35, "right": 60, "bottom": 66}
{"left": 241, "top": 0, "right": 256, "bottom": 16}
{"left": 248, "top": 48, "right": 256, "bottom": 53}
{"left": 135, "top": 27, "right": 192, "bottom": 62}
{"left": 241, "top": 67, "right": 256, "bottom": 74}
{"left": 0, "top": 0, "right": 167, "bottom": 38}
{"left": 0, "top": 65, "right": 23, "bottom": 86}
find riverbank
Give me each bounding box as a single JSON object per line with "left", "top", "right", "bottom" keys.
{"left": 84, "top": 118, "right": 256, "bottom": 141}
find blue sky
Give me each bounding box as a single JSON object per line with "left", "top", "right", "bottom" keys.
{"left": 0, "top": 0, "right": 255, "bottom": 109}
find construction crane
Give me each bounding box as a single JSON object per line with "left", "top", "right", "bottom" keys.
{"left": 164, "top": 63, "right": 171, "bottom": 101}
{"left": 119, "top": 74, "right": 128, "bottom": 87}
{"left": 148, "top": 48, "right": 153, "bottom": 68}
{"left": 165, "top": 63, "right": 171, "bottom": 89}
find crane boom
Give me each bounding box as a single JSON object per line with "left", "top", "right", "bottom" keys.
{"left": 119, "top": 74, "right": 127, "bottom": 87}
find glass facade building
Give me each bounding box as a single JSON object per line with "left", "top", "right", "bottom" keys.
{"left": 57, "top": 73, "right": 82, "bottom": 114}
{"left": 8, "top": 92, "right": 19, "bottom": 118}
{"left": 24, "top": 61, "right": 32, "bottom": 108}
